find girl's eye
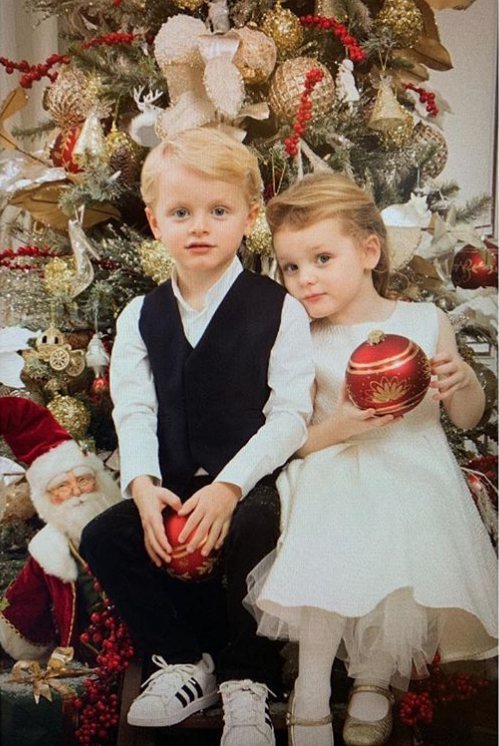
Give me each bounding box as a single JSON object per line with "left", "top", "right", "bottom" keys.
{"left": 172, "top": 208, "right": 188, "bottom": 218}
{"left": 282, "top": 263, "right": 298, "bottom": 274}
{"left": 317, "top": 253, "right": 331, "bottom": 265}
{"left": 212, "top": 207, "right": 228, "bottom": 217}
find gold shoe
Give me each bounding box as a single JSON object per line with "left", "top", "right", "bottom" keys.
{"left": 286, "top": 689, "right": 333, "bottom": 746}
{"left": 342, "top": 684, "right": 395, "bottom": 746}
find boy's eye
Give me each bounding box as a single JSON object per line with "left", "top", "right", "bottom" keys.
{"left": 317, "top": 253, "right": 331, "bottom": 265}
{"left": 172, "top": 208, "right": 189, "bottom": 218}
{"left": 212, "top": 206, "right": 228, "bottom": 217}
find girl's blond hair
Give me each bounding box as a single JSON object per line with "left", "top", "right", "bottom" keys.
{"left": 141, "top": 127, "right": 262, "bottom": 208}
{"left": 266, "top": 172, "right": 390, "bottom": 296}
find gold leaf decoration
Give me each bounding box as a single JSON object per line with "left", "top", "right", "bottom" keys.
{"left": 0, "top": 87, "right": 28, "bottom": 150}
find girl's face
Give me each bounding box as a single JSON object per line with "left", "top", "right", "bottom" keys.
{"left": 274, "top": 217, "right": 380, "bottom": 324}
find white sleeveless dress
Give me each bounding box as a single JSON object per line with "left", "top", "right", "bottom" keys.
{"left": 246, "top": 301, "right": 497, "bottom": 688}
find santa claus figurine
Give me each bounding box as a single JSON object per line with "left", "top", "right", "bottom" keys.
{"left": 0, "top": 397, "right": 121, "bottom": 661}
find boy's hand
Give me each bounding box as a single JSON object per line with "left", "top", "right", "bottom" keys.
{"left": 430, "top": 352, "right": 474, "bottom": 401}
{"left": 331, "top": 384, "right": 394, "bottom": 440}
{"left": 177, "top": 482, "right": 241, "bottom": 557}
{"left": 131, "top": 476, "right": 182, "bottom": 568}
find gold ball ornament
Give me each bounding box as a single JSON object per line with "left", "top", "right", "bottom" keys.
{"left": 138, "top": 239, "right": 175, "bottom": 285}
{"left": 43, "top": 68, "right": 107, "bottom": 129}
{"left": 379, "top": 109, "right": 415, "bottom": 149}
{"left": 269, "top": 57, "right": 335, "bottom": 124}
{"left": 43, "top": 257, "right": 76, "bottom": 297}
{"left": 233, "top": 27, "right": 277, "bottom": 85}
{"left": 105, "top": 127, "right": 144, "bottom": 186}
{"left": 261, "top": 1, "right": 304, "bottom": 56}
{"left": 246, "top": 207, "right": 274, "bottom": 257}
{"left": 374, "top": 0, "right": 424, "bottom": 49}
{"left": 47, "top": 395, "right": 91, "bottom": 440}
{"left": 413, "top": 122, "right": 448, "bottom": 179}
{"left": 171, "top": 0, "right": 204, "bottom": 10}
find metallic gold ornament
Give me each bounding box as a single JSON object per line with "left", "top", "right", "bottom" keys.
{"left": 33, "top": 325, "right": 86, "bottom": 377}
{"left": 233, "top": 26, "right": 277, "bottom": 85}
{"left": 261, "top": 1, "right": 304, "bottom": 55}
{"left": 368, "top": 77, "right": 414, "bottom": 132}
{"left": 315, "top": 0, "right": 347, "bottom": 21}
{"left": 171, "top": 0, "right": 204, "bottom": 10}
{"left": 43, "top": 67, "right": 109, "bottom": 128}
{"left": 138, "top": 239, "right": 175, "bottom": 285}
{"left": 47, "top": 394, "right": 91, "bottom": 440}
{"left": 413, "top": 121, "right": 448, "bottom": 178}
{"left": 105, "top": 126, "right": 143, "bottom": 185}
{"left": 378, "top": 109, "right": 415, "bottom": 149}
{"left": 246, "top": 207, "right": 274, "bottom": 257}
{"left": 43, "top": 257, "right": 76, "bottom": 297}
{"left": 73, "top": 111, "right": 107, "bottom": 167}
{"left": 269, "top": 57, "right": 335, "bottom": 124}
{"left": 374, "top": 0, "right": 424, "bottom": 49}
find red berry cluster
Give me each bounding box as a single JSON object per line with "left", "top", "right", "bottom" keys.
{"left": 0, "top": 245, "right": 57, "bottom": 269}
{"left": 81, "top": 32, "right": 136, "bottom": 50}
{"left": 300, "top": 16, "right": 366, "bottom": 62}
{"left": 403, "top": 83, "right": 439, "bottom": 116}
{"left": 284, "top": 68, "right": 324, "bottom": 158}
{"left": 465, "top": 455, "right": 497, "bottom": 501}
{"left": 75, "top": 575, "right": 134, "bottom": 745}
{"left": 0, "top": 53, "right": 69, "bottom": 88}
{"left": 398, "top": 655, "right": 489, "bottom": 729}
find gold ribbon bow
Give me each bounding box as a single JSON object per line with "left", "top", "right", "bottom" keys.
{"left": 11, "top": 647, "right": 91, "bottom": 704}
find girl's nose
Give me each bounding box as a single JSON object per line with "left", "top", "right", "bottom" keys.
{"left": 299, "top": 269, "right": 317, "bottom": 286}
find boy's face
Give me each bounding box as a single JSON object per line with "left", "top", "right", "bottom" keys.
{"left": 145, "top": 159, "right": 259, "bottom": 287}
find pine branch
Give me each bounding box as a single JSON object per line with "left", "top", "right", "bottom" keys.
{"left": 455, "top": 194, "right": 492, "bottom": 223}
{"left": 11, "top": 121, "right": 56, "bottom": 142}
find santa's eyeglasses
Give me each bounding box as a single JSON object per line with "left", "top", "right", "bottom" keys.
{"left": 47, "top": 469, "right": 96, "bottom": 501}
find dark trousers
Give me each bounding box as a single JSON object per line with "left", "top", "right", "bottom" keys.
{"left": 80, "top": 476, "right": 283, "bottom": 691}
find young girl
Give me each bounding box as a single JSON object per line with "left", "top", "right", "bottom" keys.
{"left": 246, "top": 173, "right": 498, "bottom": 746}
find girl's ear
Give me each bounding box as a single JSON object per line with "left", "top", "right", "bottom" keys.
{"left": 362, "top": 234, "right": 382, "bottom": 270}
{"left": 145, "top": 206, "right": 161, "bottom": 240}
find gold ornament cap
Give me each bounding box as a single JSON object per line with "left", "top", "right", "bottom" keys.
{"left": 367, "top": 330, "right": 386, "bottom": 345}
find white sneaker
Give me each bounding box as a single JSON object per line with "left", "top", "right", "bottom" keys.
{"left": 220, "top": 679, "right": 276, "bottom": 746}
{"left": 127, "top": 653, "right": 219, "bottom": 727}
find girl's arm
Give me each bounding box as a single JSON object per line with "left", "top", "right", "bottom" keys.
{"left": 297, "top": 385, "right": 393, "bottom": 457}
{"left": 430, "top": 308, "right": 485, "bottom": 430}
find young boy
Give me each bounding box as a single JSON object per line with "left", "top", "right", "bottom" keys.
{"left": 80, "top": 127, "right": 314, "bottom": 746}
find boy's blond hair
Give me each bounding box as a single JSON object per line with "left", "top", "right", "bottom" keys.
{"left": 266, "top": 172, "right": 390, "bottom": 296}
{"left": 141, "top": 127, "right": 262, "bottom": 208}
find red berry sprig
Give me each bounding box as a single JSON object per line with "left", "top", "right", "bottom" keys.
{"left": 0, "top": 53, "right": 69, "bottom": 88}
{"left": 0, "top": 245, "right": 58, "bottom": 269}
{"left": 403, "top": 83, "right": 439, "bottom": 117}
{"left": 284, "top": 67, "right": 324, "bottom": 158}
{"left": 80, "top": 31, "right": 136, "bottom": 50}
{"left": 300, "top": 15, "right": 366, "bottom": 63}
{"left": 75, "top": 571, "right": 135, "bottom": 745}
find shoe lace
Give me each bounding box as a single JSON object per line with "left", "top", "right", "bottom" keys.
{"left": 220, "top": 680, "right": 275, "bottom": 727}
{"left": 140, "top": 655, "right": 197, "bottom": 696}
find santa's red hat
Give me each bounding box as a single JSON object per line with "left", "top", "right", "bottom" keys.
{"left": 0, "top": 397, "right": 104, "bottom": 517}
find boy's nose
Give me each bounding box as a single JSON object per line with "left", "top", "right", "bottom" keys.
{"left": 190, "top": 213, "right": 208, "bottom": 234}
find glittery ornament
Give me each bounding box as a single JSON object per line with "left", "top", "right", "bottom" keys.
{"left": 368, "top": 77, "right": 412, "bottom": 132}
{"left": 246, "top": 207, "right": 274, "bottom": 256}
{"left": 43, "top": 257, "right": 76, "bottom": 296}
{"left": 50, "top": 125, "right": 83, "bottom": 173}
{"left": 105, "top": 126, "right": 143, "bottom": 186}
{"left": 1, "top": 480, "right": 36, "bottom": 523}
{"left": 374, "top": 0, "right": 424, "bottom": 49}
{"left": 261, "top": 1, "right": 304, "bottom": 55}
{"left": 138, "top": 239, "right": 174, "bottom": 284}
{"left": 43, "top": 67, "right": 108, "bottom": 128}
{"left": 33, "top": 325, "right": 86, "bottom": 377}
{"left": 154, "top": 15, "right": 206, "bottom": 73}
{"left": 346, "top": 330, "right": 431, "bottom": 416}
{"left": 378, "top": 109, "right": 415, "bottom": 149}
{"left": 269, "top": 57, "right": 335, "bottom": 124}
{"left": 413, "top": 121, "right": 448, "bottom": 179}
{"left": 171, "top": 0, "right": 204, "bottom": 10}
{"left": 315, "top": 0, "right": 347, "bottom": 21}
{"left": 233, "top": 26, "right": 277, "bottom": 85}
{"left": 47, "top": 394, "right": 91, "bottom": 439}
{"left": 73, "top": 111, "right": 107, "bottom": 167}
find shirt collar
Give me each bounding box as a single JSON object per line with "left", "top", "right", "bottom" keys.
{"left": 171, "top": 256, "right": 243, "bottom": 313}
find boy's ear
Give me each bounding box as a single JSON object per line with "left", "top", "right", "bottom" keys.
{"left": 244, "top": 202, "right": 261, "bottom": 237}
{"left": 362, "top": 234, "right": 382, "bottom": 270}
{"left": 145, "top": 206, "right": 161, "bottom": 240}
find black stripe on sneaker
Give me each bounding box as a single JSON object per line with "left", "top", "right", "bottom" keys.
{"left": 179, "top": 681, "right": 199, "bottom": 703}
{"left": 189, "top": 678, "right": 203, "bottom": 698}
{"left": 175, "top": 690, "right": 189, "bottom": 707}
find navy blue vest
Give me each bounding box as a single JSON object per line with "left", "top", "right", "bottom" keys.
{"left": 139, "top": 270, "right": 286, "bottom": 493}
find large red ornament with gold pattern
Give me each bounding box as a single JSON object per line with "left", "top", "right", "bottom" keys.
{"left": 51, "top": 125, "right": 83, "bottom": 174}
{"left": 451, "top": 240, "right": 498, "bottom": 289}
{"left": 163, "top": 511, "right": 219, "bottom": 581}
{"left": 345, "top": 330, "right": 431, "bottom": 416}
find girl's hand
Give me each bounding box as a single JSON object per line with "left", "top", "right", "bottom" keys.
{"left": 131, "top": 476, "right": 182, "bottom": 567}
{"left": 430, "top": 352, "right": 475, "bottom": 401}
{"left": 177, "top": 482, "right": 241, "bottom": 557}
{"left": 330, "top": 384, "right": 394, "bottom": 440}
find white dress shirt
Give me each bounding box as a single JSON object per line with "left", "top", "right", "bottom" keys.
{"left": 110, "top": 258, "right": 314, "bottom": 498}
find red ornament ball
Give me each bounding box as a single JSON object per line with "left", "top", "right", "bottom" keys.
{"left": 51, "top": 125, "right": 83, "bottom": 173}
{"left": 451, "top": 241, "right": 498, "bottom": 289}
{"left": 345, "top": 330, "right": 431, "bottom": 416}
{"left": 163, "top": 511, "right": 219, "bottom": 581}
{"left": 90, "top": 374, "right": 110, "bottom": 401}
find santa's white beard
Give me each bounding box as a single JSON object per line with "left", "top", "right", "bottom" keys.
{"left": 38, "top": 491, "right": 113, "bottom": 546}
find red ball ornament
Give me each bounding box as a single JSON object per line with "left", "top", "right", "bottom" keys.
{"left": 451, "top": 240, "right": 498, "bottom": 289}
{"left": 51, "top": 125, "right": 83, "bottom": 173}
{"left": 345, "top": 330, "right": 431, "bottom": 416}
{"left": 163, "top": 511, "right": 219, "bottom": 581}
{"left": 90, "top": 374, "right": 110, "bottom": 401}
